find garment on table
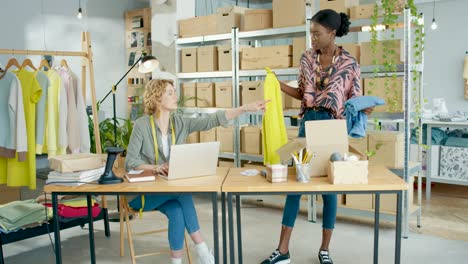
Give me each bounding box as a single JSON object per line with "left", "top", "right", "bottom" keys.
{"left": 410, "top": 125, "right": 447, "bottom": 145}
{"left": 69, "top": 70, "right": 90, "bottom": 153}
{"left": 444, "top": 137, "right": 468, "bottom": 148}
{"left": 44, "top": 203, "right": 101, "bottom": 218}
{"left": 262, "top": 67, "right": 288, "bottom": 165}
{"left": 42, "top": 69, "right": 63, "bottom": 156}
{"left": 0, "top": 199, "right": 50, "bottom": 231}
{"left": 345, "top": 95, "right": 385, "bottom": 138}
{"left": 59, "top": 68, "right": 79, "bottom": 154}
{"left": 6, "top": 69, "right": 42, "bottom": 189}
{"left": 0, "top": 71, "right": 26, "bottom": 159}
{"left": 35, "top": 70, "right": 50, "bottom": 154}
{"left": 298, "top": 47, "right": 362, "bottom": 119}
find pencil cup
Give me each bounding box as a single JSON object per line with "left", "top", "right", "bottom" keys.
{"left": 295, "top": 164, "right": 311, "bottom": 183}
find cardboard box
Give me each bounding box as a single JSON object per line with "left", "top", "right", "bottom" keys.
{"left": 364, "top": 77, "right": 403, "bottom": 113}
{"left": 216, "top": 5, "right": 249, "bottom": 14}
{"left": 218, "top": 160, "right": 235, "bottom": 167}
{"left": 242, "top": 9, "right": 273, "bottom": 31}
{"left": 241, "top": 45, "right": 292, "bottom": 70}
{"left": 305, "top": 120, "right": 349, "bottom": 176}
{"left": 379, "top": 176, "right": 414, "bottom": 212}
{"left": 328, "top": 146, "right": 369, "bottom": 184}
{"left": 218, "top": 46, "right": 232, "bottom": 71}
{"left": 197, "top": 46, "right": 218, "bottom": 72}
{"left": 186, "top": 131, "right": 200, "bottom": 144}
{"left": 241, "top": 81, "right": 263, "bottom": 105}
{"left": 215, "top": 81, "right": 233, "bottom": 108}
{"left": 216, "top": 10, "right": 241, "bottom": 34}
{"left": 49, "top": 153, "right": 105, "bottom": 173}
{"left": 181, "top": 83, "right": 196, "bottom": 107}
{"left": 266, "top": 164, "right": 288, "bottom": 183}
{"left": 293, "top": 37, "right": 306, "bottom": 67}
{"left": 320, "top": 0, "right": 359, "bottom": 15}
{"left": 197, "top": 82, "right": 215, "bottom": 107}
{"left": 181, "top": 48, "right": 197, "bottom": 73}
{"left": 241, "top": 126, "right": 262, "bottom": 155}
{"left": 216, "top": 126, "right": 234, "bottom": 152}
{"left": 346, "top": 194, "right": 373, "bottom": 210}
{"left": 200, "top": 128, "right": 216, "bottom": 142}
{"left": 0, "top": 185, "right": 21, "bottom": 204}
{"left": 178, "top": 15, "right": 217, "bottom": 37}
{"left": 368, "top": 131, "right": 404, "bottom": 168}
{"left": 360, "top": 40, "right": 403, "bottom": 66}
{"left": 349, "top": 4, "right": 376, "bottom": 20}
{"left": 286, "top": 127, "right": 299, "bottom": 140}
{"left": 273, "top": 0, "right": 306, "bottom": 28}
{"left": 349, "top": 135, "right": 367, "bottom": 155}
{"left": 340, "top": 43, "right": 360, "bottom": 63}
{"left": 317, "top": 194, "right": 345, "bottom": 206}
{"left": 284, "top": 93, "right": 302, "bottom": 109}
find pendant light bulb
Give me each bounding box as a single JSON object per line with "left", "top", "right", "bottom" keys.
{"left": 77, "top": 7, "right": 83, "bottom": 19}
{"left": 431, "top": 18, "right": 437, "bottom": 30}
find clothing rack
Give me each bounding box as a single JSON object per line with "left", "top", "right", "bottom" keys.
{"left": 0, "top": 31, "right": 102, "bottom": 154}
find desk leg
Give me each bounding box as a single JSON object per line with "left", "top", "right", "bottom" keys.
{"left": 222, "top": 192, "right": 227, "bottom": 264}
{"left": 87, "top": 195, "right": 96, "bottom": 264}
{"left": 395, "top": 191, "right": 403, "bottom": 264}
{"left": 227, "top": 193, "right": 235, "bottom": 264}
{"left": 212, "top": 192, "right": 219, "bottom": 264}
{"left": 52, "top": 193, "right": 62, "bottom": 264}
{"left": 374, "top": 193, "right": 380, "bottom": 264}
{"left": 103, "top": 207, "right": 110, "bottom": 237}
{"left": 236, "top": 195, "right": 243, "bottom": 264}
{"left": 0, "top": 236, "right": 4, "bottom": 264}
{"left": 308, "top": 195, "right": 317, "bottom": 223}
{"left": 426, "top": 125, "right": 433, "bottom": 201}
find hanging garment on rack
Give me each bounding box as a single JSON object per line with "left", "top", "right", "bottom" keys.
{"left": 35, "top": 71, "right": 50, "bottom": 154}
{"left": 0, "top": 71, "right": 27, "bottom": 159}
{"left": 59, "top": 68, "right": 79, "bottom": 154}
{"left": 6, "top": 69, "right": 42, "bottom": 189}
{"left": 42, "top": 69, "right": 63, "bottom": 156}
{"left": 69, "top": 70, "right": 90, "bottom": 153}
{"left": 262, "top": 67, "right": 288, "bottom": 165}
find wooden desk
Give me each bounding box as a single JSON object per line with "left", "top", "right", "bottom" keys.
{"left": 44, "top": 167, "right": 229, "bottom": 264}
{"left": 222, "top": 166, "right": 408, "bottom": 264}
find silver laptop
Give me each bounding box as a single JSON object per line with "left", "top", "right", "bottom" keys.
{"left": 159, "top": 141, "right": 220, "bottom": 180}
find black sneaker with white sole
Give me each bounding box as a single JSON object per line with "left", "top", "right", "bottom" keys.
{"left": 318, "top": 250, "right": 333, "bottom": 264}
{"left": 260, "top": 249, "right": 291, "bottom": 264}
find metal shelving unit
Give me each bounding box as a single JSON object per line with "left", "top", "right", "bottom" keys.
{"left": 175, "top": 13, "right": 311, "bottom": 167}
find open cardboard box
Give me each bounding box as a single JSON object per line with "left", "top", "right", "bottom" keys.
{"left": 277, "top": 120, "right": 368, "bottom": 180}
{"left": 328, "top": 145, "right": 368, "bottom": 184}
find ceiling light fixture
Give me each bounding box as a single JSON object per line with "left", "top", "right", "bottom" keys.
{"left": 77, "top": 0, "right": 83, "bottom": 19}
{"left": 431, "top": 0, "right": 437, "bottom": 30}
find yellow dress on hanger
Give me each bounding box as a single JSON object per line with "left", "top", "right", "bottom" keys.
{"left": 262, "top": 67, "right": 288, "bottom": 165}
{"left": 6, "top": 69, "right": 42, "bottom": 189}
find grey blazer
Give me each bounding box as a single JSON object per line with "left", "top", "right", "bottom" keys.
{"left": 124, "top": 111, "right": 229, "bottom": 171}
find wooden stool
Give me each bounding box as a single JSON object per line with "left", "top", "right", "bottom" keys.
{"left": 119, "top": 196, "right": 192, "bottom": 264}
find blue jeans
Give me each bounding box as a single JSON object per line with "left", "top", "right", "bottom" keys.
{"left": 129, "top": 194, "right": 200, "bottom": 250}
{"left": 282, "top": 109, "right": 337, "bottom": 229}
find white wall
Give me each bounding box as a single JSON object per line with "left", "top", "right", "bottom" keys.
{"left": 417, "top": 0, "right": 467, "bottom": 112}
{"left": 0, "top": 0, "right": 149, "bottom": 119}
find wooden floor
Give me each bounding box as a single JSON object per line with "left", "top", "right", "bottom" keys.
{"left": 409, "top": 183, "right": 468, "bottom": 241}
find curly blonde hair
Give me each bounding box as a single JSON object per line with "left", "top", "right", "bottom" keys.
{"left": 143, "top": 79, "right": 174, "bottom": 115}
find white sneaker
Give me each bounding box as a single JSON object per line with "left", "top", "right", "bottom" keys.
{"left": 197, "top": 248, "right": 214, "bottom": 264}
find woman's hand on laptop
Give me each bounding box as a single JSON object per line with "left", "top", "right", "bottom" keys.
{"left": 153, "top": 163, "right": 169, "bottom": 176}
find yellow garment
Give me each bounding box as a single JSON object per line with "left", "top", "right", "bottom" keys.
{"left": 40, "top": 69, "right": 62, "bottom": 156}
{"left": 2, "top": 70, "right": 42, "bottom": 189}
{"left": 61, "top": 198, "right": 97, "bottom": 207}
{"left": 262, "top": 67, "right": 288, "bottom": 165}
